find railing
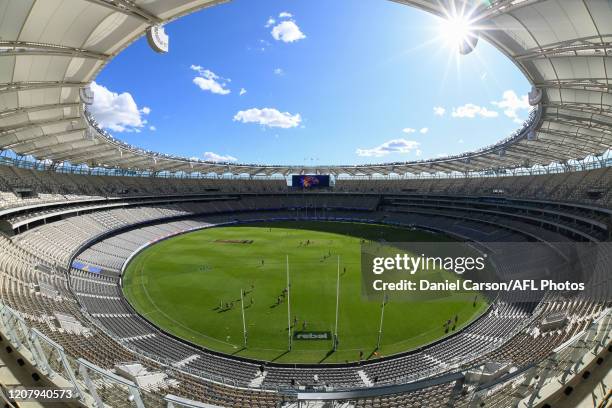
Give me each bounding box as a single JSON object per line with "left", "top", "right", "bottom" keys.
{"left": 0, "top": 301, "right": 150, "bottom": 407}
{"left": 1, "top": 298, "right": 610, "bottom": 407}
{"left": 458, "top": 308, "right": 612, "bottom": 407}
{"left": 0, "top": 300, "right": 225, "bottom": 408}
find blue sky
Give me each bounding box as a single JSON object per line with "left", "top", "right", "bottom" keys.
{"left": 91, "top": 0, "right": 532, "bottom": 166}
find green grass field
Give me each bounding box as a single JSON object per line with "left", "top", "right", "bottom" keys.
{"left": 122, "top": 221, "right": 488, "bottom": 364}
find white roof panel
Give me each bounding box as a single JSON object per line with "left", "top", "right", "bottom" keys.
{"left": 0, "top": 0, "right": 34, "bottom": 40}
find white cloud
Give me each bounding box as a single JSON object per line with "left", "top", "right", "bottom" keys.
{"left": 193, "top": 77, "right": 230, "bottom": 95}
{"left": 89, "top": 81, "right": 150, "bottom": 133}
{"left": 451, "top": 103, "right": 498, "bottom": 119}
{"left": 274, "top": 68, "right": 284, "bottom": 76}
{"left": 492, "top": 90, "right": 530, "bottom": 123}
{"left": 233, "top": 108, "right": 302, "bottom": 129}
{"left": 420, "top": 127, "right": 429, "bottom": 134}
{"left": 203, "top": 152, "right": 238, "bottom": 162}
{"left": 402, "top": 128, "right": 416, "bottom": 134}
{"left": 190, "top": 65, "right": 231, "bottom": 95}
{"left": 149, "top": 125, "right": 156, "bottom": 131}
{"left": 279, "top": 12, "right": 293, "bottom": 18}
{"left": 433, "top": 106, "right": 445, "bottom": 116}
{"left": 271, "top": 20, "right": 306, "bottom": 43}
{"left": 265, "top": 18, "right": 276, "bottom": 28}
{"left": 356, "top": 139, "right": 420, "bottom": 157}
{"left": 239, "top": 88, "right": 247, "bottom": 96}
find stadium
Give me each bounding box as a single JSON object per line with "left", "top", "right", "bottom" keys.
{"left": 0, "top": 0, "right": 610, "bottom": 407}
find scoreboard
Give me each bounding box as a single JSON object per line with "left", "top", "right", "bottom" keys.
{"left": 292, "top": 175, "right": 330, "bottom": 189}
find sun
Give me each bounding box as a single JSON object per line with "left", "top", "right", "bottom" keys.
{"left": 438, "top": 12, "right": 479, "bottom": 55}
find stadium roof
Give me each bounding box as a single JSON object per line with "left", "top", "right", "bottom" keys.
{"left": 0, "top": 0, "right": 610, "bottom": 176}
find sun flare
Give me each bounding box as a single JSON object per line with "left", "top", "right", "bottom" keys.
{"left": 438, "top": 12, "right": 479, "bottom": 54}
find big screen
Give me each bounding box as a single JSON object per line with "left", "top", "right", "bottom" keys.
{"left": 292, "top": 175, "right": 330, "bottom": 189}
